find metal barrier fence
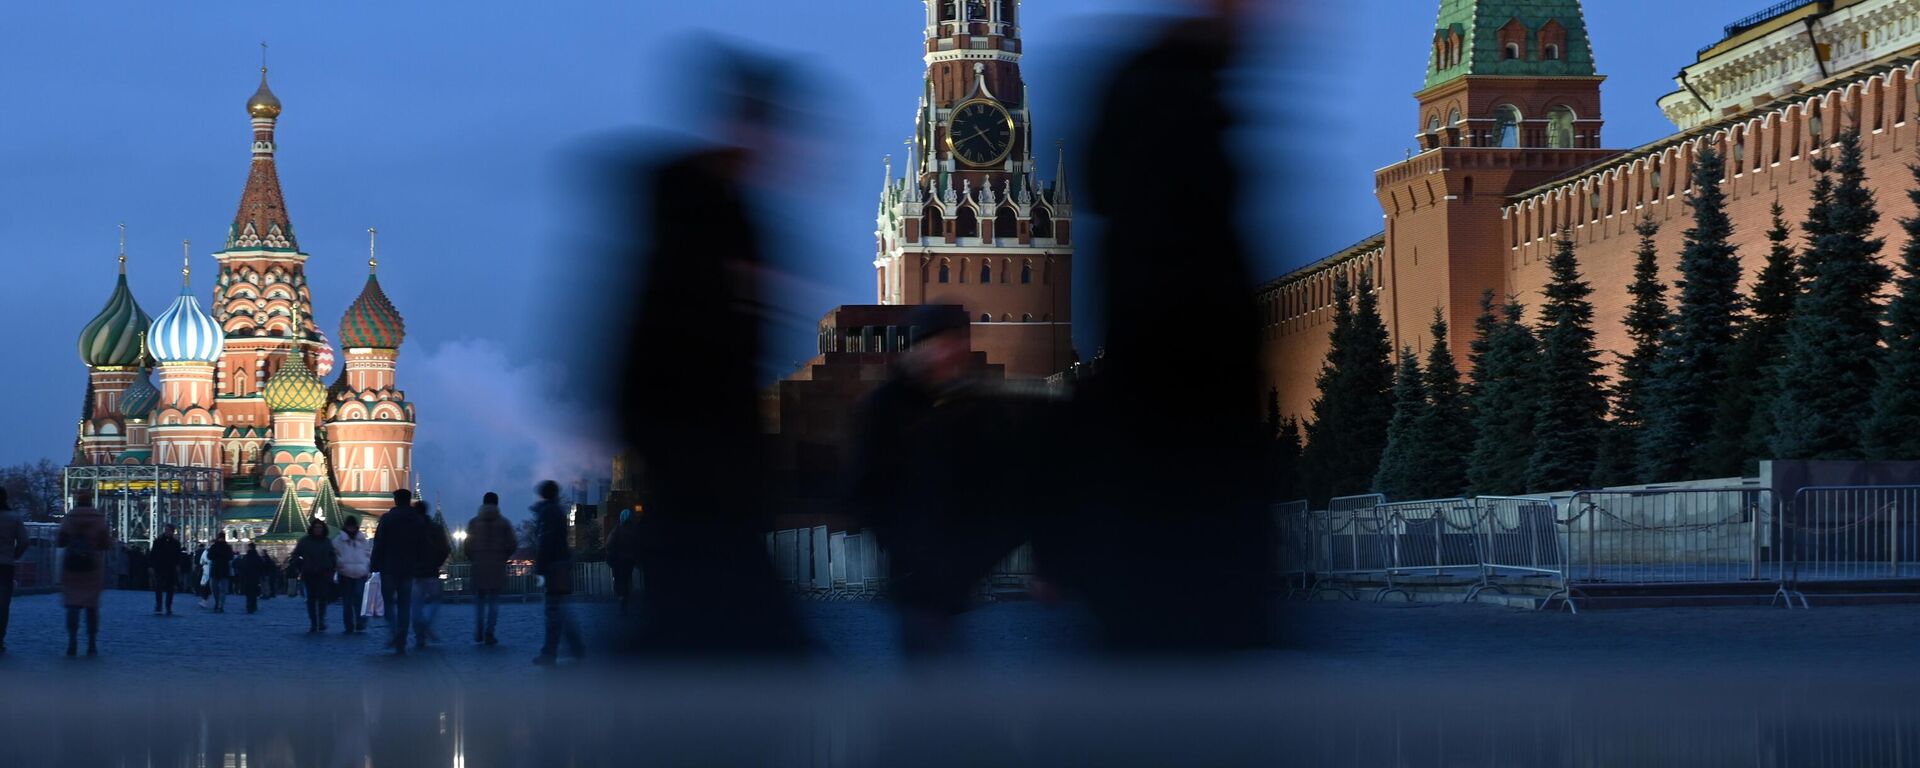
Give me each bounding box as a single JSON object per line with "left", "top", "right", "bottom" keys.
{"left": 1778, "top": 485, "right": 1920, "bottom": 607}
{"left": 442, "top": 561, "right": 620, "bottom": 599}
{"left": 1472, "top": 496, "right": 1565, "bottom": 603}
{"left": 1563, "top": 488, "right": 1775, "bottom": 586}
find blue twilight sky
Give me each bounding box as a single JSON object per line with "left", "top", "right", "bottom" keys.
{"left": 0, "top": 0, "right": 1762, "bottom": 523}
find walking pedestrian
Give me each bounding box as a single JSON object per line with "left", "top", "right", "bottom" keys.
{"left": 260, "top": 550, "right": 279, "bottom": 600}
{"left": 466, "top": 492, "right": 517, "bottom": 645}
{"left": 333, "top": 515, "right": 372, "bottom": 634}
{"left": 292, "top": 518, "right": 337, "bottom": 634}
{"left": 369, "top": 488, "right": 425, "bottom": 654}
{"left": 207, "top": 533, "right": 234, "bottom": 613}
{"left": 148, "top": 524, "right": 184, "bottom": 615}
{"left": 193, "top": 544, "right": 210, "bottom": 609}
{"left": 237, "top": 543, "right": 268, "bottom": 614}
{"left": 411, "top": 500, "right": 452, "bottom": 648}
{"left": 0, "top": 489, "right": 27, "bottom": 653}
{"left": 532, "top": 481, "right": 583, "bottom": 665}
{"left": 606, "top": 506, "right": 642, "bottom": 612}
{"left": 57, "top": 489, "right": 113, "bottom": 657}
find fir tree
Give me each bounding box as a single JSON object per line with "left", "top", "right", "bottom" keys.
{"left": 1372, "top": 349, "right": 1427, "bottom": 500}
{"left": 1773, "top": 131, "right": 1889, "bottom": 459}
{"left": 1412, "top": 309, "right": 1471, "bottom": 498}
{"left": 1639, "top": 146, "right": 1743, "bottom": 482}
{"left": 1467, "top": 297, "right": 1541, "bottom": 496}
{"left": 1300, "top": 272, "right": 1395, "bottom": 504}
{"left": 1527, "top": 229, "right": 1607, "bottom": 492}
{"left": 1275, "top": 416, "right": 1303, "bottom": 501}
{"left": 1865, "top": 160, "right": 1920, "bottom": 459}
{"left": 1703, "top": 203, "right": 1800, "bottom": 474}
{"left": 1596, "top": 216, "right": 1669, "bottom": 486}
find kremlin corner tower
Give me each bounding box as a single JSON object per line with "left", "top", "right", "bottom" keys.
{"left": 74, "top": 65, "right": 416, "bottom": 542}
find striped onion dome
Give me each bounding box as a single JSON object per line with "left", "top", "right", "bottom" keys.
{"left": 339, "top": 274, "right": 405, "bottom": 349}
{"left": 119, "top": 368, "right": 160, "bottom": 420}
{"left": 263, "top": 347, "right": 326, "bottom": 412}
{"left": 78, "top": 272, "right": 151, "bottom": 367}
{"left": 313, "top": 329, "right": 336, "bottom": 378}
{"left": 148, "top": 286, "right": 225, "bottom": 363}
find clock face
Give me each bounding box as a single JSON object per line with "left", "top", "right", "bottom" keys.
{"left": 947, "top": 100, "right": 1015, "bottom": 167}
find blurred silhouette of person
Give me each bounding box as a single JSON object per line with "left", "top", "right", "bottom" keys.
{"left": 333, "top": 515, "right": 373, "bottom": 633}
{"left": 466, "top": 492, "right": 517, "bottom": 645}
{"left": 605, "top": 505, "right": 642, "bottom": 613}
{"left": 1067, "top": 0, "right": 1274, "bottom": 652}
{"left": 237, "top": 542, "right": 269, "bottom": 615}
{"left": 369, "top": 488, "right": 425, "bottom": 654}
{"left": 412, "top": 500, "right": 452, "bottom": 647}
{"left": 148, "top": 524, "right": 185, "bottom": 616}
{"left": 57, "top": 489, "right": 112, "bottom": 656}
{"left": 611, "top": 43, "right": 806, "bottom": 656}
{"left": 531, "top": 480, "right": 584, "bottom": 665}
{"left": 850, "top": 304, "right": 1036, "bottom": 658}
{"left": 0, "top": 489, "right": 26, "bottom": 652}
{"left": 206, "top": 532, "right": 234, "bottom": 613}
{"left": 292, "top": 518, "right": 337, "bottom": 631}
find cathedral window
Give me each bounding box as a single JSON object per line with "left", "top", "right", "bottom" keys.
{"left": 1021, "top": 261, "right": 1033, "bottom": 284}
{"left": 1547, "top": 106, "right": 1576, "bottom": 148}
{"left": 939, "top": 262, "right": 951, "bottom": 283}
{"left": 980, "top": 262, "right": 992, "bottom": 284}
{"left": 1494, "top": 105, "right": 1522, "bottom": 148}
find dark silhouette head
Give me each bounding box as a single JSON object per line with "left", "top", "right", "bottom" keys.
{"left": 414, "top": 500, "right": 430, "bottom": 517}
{"left": 247, "top": 542, "right": 258, "bottom": 554}
{"left": 483, "top": 491, "right": 499, "bottom": 505}
{"left": 72, "top": 489, "right": 93, "bottom": 507}
{"left": 537, "top": 480, "right": 560, "bottom": 501}
{"left": 308, "top": 519, "right": 328, "bottom": 538}
{"left": 342, "top": 516, "right": 359, "bottom": 534}
{"left": 393, "top": 488, "right": 412, "bottom": 506}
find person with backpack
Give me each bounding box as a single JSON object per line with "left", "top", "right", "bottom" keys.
{"left": 237, "top": 543, "right": 269, "bottom": 614}
{"left": 57, "top": 489, "right": 113, "bottom": 656}
{"left": 148, "top": 524, "right": 185, "bottom": 616}
{"left": 466, "top": 492, "right": 518, "bottom": 645}
{"left": 207, "top": 533, "right": 235, "bottom": 613}
{"left": 0, "top": 489, "right": 28, "bottom": 653}
{"left": 333, "top": 515, "right": 373, "bottom": 634}
{"left": 291, "top": 518, "right": 338, "bottom": 633}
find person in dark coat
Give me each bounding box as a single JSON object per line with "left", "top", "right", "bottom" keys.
{"left": 292, "top": 519, "right": 337, "bottom": 633}
{"left": 57, "top": 490, "right": 114, "bottom": 656}
{"left": 369, "top": 488, "right": 424, "bottom": 654}
{"left": 0, "top": 489, "right": 25, "bottom": 653}
{"left": 465, "top": 492, "right": 517, "bottom": 645}
{"left": 532, "top": 481, "right": 583, "bottom": 665}
{"left": 411, "top": 501, "right": 451, "bottom": 648}
{"left": 206, "top": 533, "right": 235, "bottom": 614}
{"left": 148, "top": 524, "right": 185, "bottom": 616}
{"left": 236, "top": 543, "right": 268, "bottom": 614}
{"left": 610, "top": 48, "right": 806, "bottom": 656}
{"left": 1067, "top": 0, "right": 1273, "bottom": 652}
{"left": 604, "top": 506, "right": 642, "bottom": 612}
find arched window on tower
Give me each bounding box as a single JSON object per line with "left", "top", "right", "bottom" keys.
{"left": 1547, "top": 106, "right": 1576, "bottom": 148}
{"left": 1021, "top": 261, "right": 1033, "bottom": 284}
{"left": 995, "top": 206, "right": 1017, "bottom": 242}
{"left": 1539, "top": 19, "right": 1567, "bottom": 62}
{"left": 1032, "top": 207, "right": 1055, "bottom": 238}
{"left": 956, "top": 206, "right": 979, "bottom": 239}
{"left": 1544, "top": 44, "right": 1560, "bottom": 60}
{"left": 981, "top": 313, "right": 991, "bottom": 323}
{"left": 939, "top": 261, "right": 951, "bottom": 283}
{"left": 1494, "top": 105, "right": 1523, "bottom": 148}
{"left": 923, "top": 208, "right": 943, "bottom": 242}
{"left": 998, "top": 0, "right": 1015, "bottom": 27}
{"left": 1504, "top": 43, "right": 1521, "bottom": 60}
{"left": 939, "top": 0, "right": 957, "bottom": 23}
{"left": 980, "top": 262, "right": 991, "bottom": 284}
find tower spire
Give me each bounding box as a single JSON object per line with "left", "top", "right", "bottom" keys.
{"left": 181, "top": 239, "right": 191, "bottom": 287}
{"left": 368, "top": 226, "right": 378, "bottom": 273}
{"left": 117, "top": 222, "right": 127, "bottom": 273}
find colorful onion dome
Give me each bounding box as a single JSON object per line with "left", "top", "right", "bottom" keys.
{"left": 78, "top": 271, "right": 151, "bottom": 367}
{"left": 263, "top": 346, "right": 326, "bottom": 412}
{"left": 149, "top": 286, "right": 225, "bottom": 363}
{"left": 339, "top": 273, "right": 405, "bottom": 349}
{"left": 313, "top": 329, "right": 336, "bottom": 378}
{"left": 248, "top": 68, "right": 282, "bottom": 119}
{"left": 119, "top": 369, "right": 160, "bottom": 420}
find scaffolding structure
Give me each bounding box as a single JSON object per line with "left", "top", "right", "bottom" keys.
{"left": 62, "top": 464, "right": 224, "bottom": 549}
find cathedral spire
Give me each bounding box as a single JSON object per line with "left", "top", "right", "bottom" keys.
{"left": 228, "top": 53, "right": 297, "bottom": 251}
{"left": 1425, "top": 0, "right": 1595, "bottom": 91}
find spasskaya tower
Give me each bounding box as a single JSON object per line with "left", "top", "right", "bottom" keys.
{"left": 874, "top": 0, "right": 1074, "bottom": 378}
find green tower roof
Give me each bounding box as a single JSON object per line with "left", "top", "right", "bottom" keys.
{"left": 1425, "top": 0, "right": 1597, "bottom": 91}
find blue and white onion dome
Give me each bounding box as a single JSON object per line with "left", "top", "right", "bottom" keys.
{"left": 148, "top": 249, "right": 224, "bottom": 364}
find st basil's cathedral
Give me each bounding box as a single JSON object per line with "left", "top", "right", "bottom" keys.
{"left": 72, "top": 65, "right": 416, "bottom": 545}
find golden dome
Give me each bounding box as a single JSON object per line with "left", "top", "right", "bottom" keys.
{"left": 248, "top": 69, "right": 282, "bottom": 119}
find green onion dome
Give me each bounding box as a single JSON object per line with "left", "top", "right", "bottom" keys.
{"left": 78, "top": 272, "right": 151, "bottom": 367}
{"left": 119, "top": 368, "right": 160, "bottom": 420}
{"left": 262, "top": 348, "right": 326, "bottom": 413}
{"left": 339, "top": 273, "right": 405, "bottom": 349}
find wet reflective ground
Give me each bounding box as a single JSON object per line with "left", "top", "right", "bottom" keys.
{"left": 7, "top": 593, "right": 1920, "bottom": 765}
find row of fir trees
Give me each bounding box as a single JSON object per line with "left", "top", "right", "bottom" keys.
{"left": 1276, "top": 131, "right": 1920, "bottom": 505}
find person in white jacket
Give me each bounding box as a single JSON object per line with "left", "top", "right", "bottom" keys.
{"left": 333, "top": 516, "right": 374, "bottom": 634}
